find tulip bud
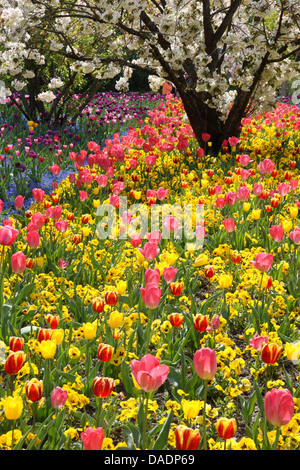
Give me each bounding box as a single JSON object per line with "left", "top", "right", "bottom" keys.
{"left": 93, "top": 377, "right": 115, "bottom": 398}
{"left": 215, "top": 417, "right": 237, "bottom": 440}
{"left": 92, "top": 297, "right": 105, "bottom": 313}
{"left": 25, "top": 378, "right": 43, "bottom": 402}
{"left": 97, "top": 343, "right": 114, "bottom": 362}
{"left": 169, "top": 313, "right": 184, "bottom": 327}
{"left": 169, "top": 282, "right": 182, "bottom": 296}
{"left": 5, "top": 350, "right": 26, "bottom": 375}
{"left": 104, "top": 291, "right": 119, "bottom": 306}
{"left": 261, "top": 342, "right": 282, "bottom": 364}
{"left": 193, "top": 314, "right": 209, "bottom": 332}
{"left": 9, "top": 336, "right": 24, "bottom": 352}
{"left": 175, "top": 425, "right": 201, "bottom": 450}
{"left": 44, "top": 314, "right": 60, "bottom": 329}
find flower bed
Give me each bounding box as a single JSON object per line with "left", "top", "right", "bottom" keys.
{"left": 0, "top": 95, "right": 300, "bottom": 450}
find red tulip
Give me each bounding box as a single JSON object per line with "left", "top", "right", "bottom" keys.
{"left": 169, "top": 313, "right": 184, "bottom": 327}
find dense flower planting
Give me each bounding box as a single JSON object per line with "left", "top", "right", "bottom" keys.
{"left": 0, "top": 93, "right": 300, "bottom": 450}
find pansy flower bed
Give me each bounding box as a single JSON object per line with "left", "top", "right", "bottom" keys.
{"left": 0, "top": 94, "right": 300, "bottom": 451}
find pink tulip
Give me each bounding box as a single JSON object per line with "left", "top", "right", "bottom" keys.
{"left": 31, "top": 212, "right": 46, "bottom": 230}
{"left": 45, "top": 205, "right": 63, "bottom": 220}
{"left": 290, "top": 227, "right": 300, "bottom": 245}
{"left": 147, "top": 230, "right": 162, "bottom": 244}
{"left": 237, "top": 186, "right": 250, "bottom": 201}
{"left": 138, "top": 242, "right": 160, "bottom": 262}
{"left": 32, "top": 188, "right": 45, "bottom": 203}
{"left": 215, "top": 197, "right": 225, "bottom": 209}
{"left": 249, "top": 333, "right": 268, "bottom": 351}
{"left": 51, "top": 387, "right": 68, "bottom": 409}
{"left": 14, "top": 195, "right": 24, "bottom": 210}
{"left": 162, "top": 215, "right": 179, "bottom": 233}
{"left": 58, "top": 259, "right": 68, "bottom": 269}
{"left": 290, "top": 179, "right": 298, "bottom": 190}
{"left": 193, "top": 348, "right": 217, "bottom": 380}
{"left": 81, "top": 426, "right": 105, "bottom": 450}
{"left": 130, "top": 354, "right": 169, "bottom": 393}
{"left": 277, "top": 183, "right": 291, "bottom": 196}
{"left": 163, "top": 266, "right": 178, "bottom": 284}
{"left": 258, "top": 158, "right": 275, "bottom": 175}
{"left": 0, "top": 226, "right": 19, "bottom": 246}
{"left": 264, "top": 388, "right": 294, "bottom": 427}
{"left": 79, "top": 190, "right": 88, "bottom": 202}
{"left": 224, "top": 191, "right": 237, "bottom": 206}
{"left": 55, "top": 220, "right": 69, "bottom": 233}
{"left": 239, "top": 153, "right": 251, "bottom": 166}
{"left": 140, "top": 283, "right": 161, "bottom": 309}
{"left": 26, "top": 230, "right": 40, "bottom": 248}
{"left": 11, "top": 252, "right": 27, "bottom": 274}
{"left": 157, "top": 187, "right": 168, "bottom": 201}
{"left": 130, "top": 234, "right": 142, "bottom": 248}
{"left": 249, "top": 252, "right": 273, "bottom": 272}
{"left": 145, "top": 268, "right": 161, "bottom": 285}
{"left": 49, "top": 164, "right": 61, "bottom": 175}
{"left": 269, "top": 225, "right": 284, "bottom": 242}
{"left": 0, "top": 200, "right": 3, "bottom": 213}
{"left": 122, "top": 211, "right": 132, "bottom": 225}
{"left": 253, "top": 183, "right": 263, "bottom": 197}
{"left": 223, "top": 218, "right": 235, "bottom": 233}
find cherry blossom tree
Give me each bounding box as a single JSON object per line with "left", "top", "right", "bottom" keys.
{"left": 1, "top": 0, "right": 300, "bottom": 151}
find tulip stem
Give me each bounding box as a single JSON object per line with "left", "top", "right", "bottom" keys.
{"left": 96, "top": 397, "right": 103, "bottom": 428}
{"left": 273, "top": 426, "right": 281, "bottom": 450}
{"left": 142, "top": 393, "right": 149, "bottom": 450}
{"left": 202, "top": 380, "right": 208, "bottom": 450}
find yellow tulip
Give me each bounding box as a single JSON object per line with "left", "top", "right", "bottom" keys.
{"left": 194, "top": 254, "right": 209, "bottom": 267}
{"left": 39, "top": 340, "right": 57, "bottom": 359}
{"left": 251, "top": 209, "right": 261, "bottom": 220}
{"left": 83, "top": 322, "right": 97, "bottom": 340}
{"left": 243, "top": 202, "right": 251, "bottom": 212}
{"left": 181, "top": 399, "right": 201, "bottom": 420}
{"left": 109, "top": 311, "right": 123, "bottom": 329}
{"left": 3, "top": 395, "right": 23, "bottom": 420}
{"left": 218, "top": 274, "right": 233, "bottom": 289}
{"left": 51, "top": 329, "right": 65, "bottom": 345}
{"left": 285, "top": 342, "right": 300, "bottom": 361}
{"left": 289, "top": 206, "right": 298, "bottom": 219}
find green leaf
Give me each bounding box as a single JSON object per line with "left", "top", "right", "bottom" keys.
{"left": 153, "top": 409, "right": 174, "bottom": 450}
